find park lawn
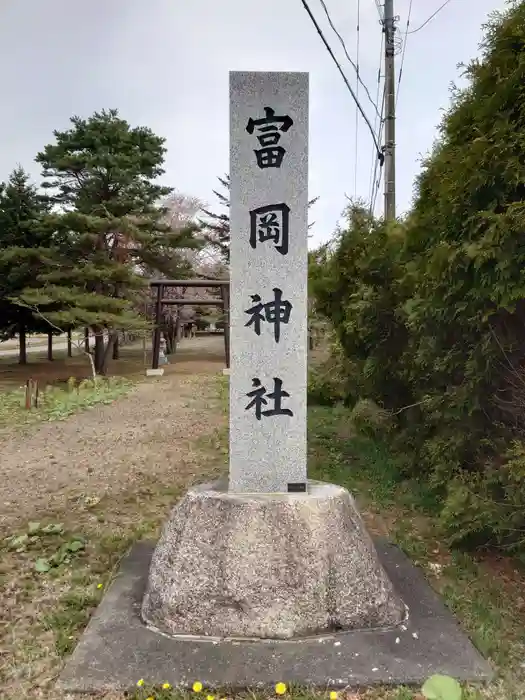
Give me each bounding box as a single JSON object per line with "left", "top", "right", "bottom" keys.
{"left": 0, "top": 376, "right": 135, "bottom": 431}
{"left": 0, "top": 334, "right": 226, "bottom": 430}
{"left": 0, "top": 332, "right": 82, "bottom": 351}
{"left": 0, "top": 342, "right": 151, "bottom": 391}
{"left": 0, "top": 344, "right": 150, "bottom": 430}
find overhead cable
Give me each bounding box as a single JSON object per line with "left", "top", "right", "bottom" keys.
{"left": 300, "top": 0, "right": 384, "bottom": 160}
{"left": 408, "top": 0, "right": 454, "bottom": 35}
{"left": 318, "top": 0, "right": 381, "bottom": 119}
{"left": 396, "top": 0, "right": 413, "bottom": 107}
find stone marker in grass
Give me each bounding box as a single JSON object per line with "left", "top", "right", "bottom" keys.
{"left": 58, "top": 72, "right": 493, "bottom": 694}
{"left": 141, "top": 71, "right": 404, "bottom": 639}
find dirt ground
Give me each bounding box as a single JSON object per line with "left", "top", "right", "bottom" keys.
{"left": 0, "top": 335, "right": 227, "bottom": 531}
{"left": 0, "top": 336, "right": 229, "bottom": 700}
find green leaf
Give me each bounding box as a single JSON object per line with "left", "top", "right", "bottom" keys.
{"left": 422, "top": 674, "right": 462, "bottom": 700}
{"left": 66, "top": 539, "right": 85, "bottom": 553}
{"left": 35, "top": 558, "right": 51, "bottom": 573}
{"left": 49, "top": 544, "right": 68, "bottom": 566}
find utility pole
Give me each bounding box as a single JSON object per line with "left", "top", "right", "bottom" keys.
{"left": 383, "top": 0, "right": 396, "bottom": 220}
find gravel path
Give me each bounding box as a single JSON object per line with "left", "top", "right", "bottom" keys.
{"left": 0, "top": 337, "right": 227, "bottom": 532}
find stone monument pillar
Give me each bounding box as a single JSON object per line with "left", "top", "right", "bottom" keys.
{"left": 141, "top": 71, "right": 405, "bottom": 640}
{"left": 228, "top": 72, "right": 308, "bottom": 494}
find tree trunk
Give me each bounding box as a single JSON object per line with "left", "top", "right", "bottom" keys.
{"left": 47, "top": 331, "right": 53, "bottom": 361}
{"left": 112, "top": 334, "right": 119, "bottom": 360}
{"left": 173, "top": 315, "right": 182, "bottom": 354}
{"left": 94, "top": 329, "right": 105, "bottom": 375}
{"left": 100, "top": 331, "right": 118, "bottom": 376}
{"left": 166, "top": 323, "right": 176, "bottom": 355}
{"left": 67, "top": 328, "right": 73, "bottom": 357}
{"left": 84, "top": 327, "right": 90, "bottom": 353}
{"left": 19, "top": 325, "right": 27, "bottom": 365}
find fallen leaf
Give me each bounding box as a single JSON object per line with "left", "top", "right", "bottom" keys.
{"left": 35, "top": 558, "right": 51, "bottom": 573}
{"left": 422, "top": 674, "right": 462, "bottom": 700}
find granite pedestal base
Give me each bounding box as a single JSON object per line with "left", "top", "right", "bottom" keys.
{"left": 57, "top": 539, "right": 492, "bottom": 693}
{"left": 141, "top": 480, "right": 405, "bottom": 639}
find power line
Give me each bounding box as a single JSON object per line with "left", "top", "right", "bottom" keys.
{"left": 368, "top": 33, "right": 385, "bottom": 213}
{"left": 370, "top": 118, "right": 385, "bottom": 214}
{"left": 370, "top": 85, "right": 385, "bottom": 216}
{"left": 374, "top": 0, "right": 384, "bottom": 21}
{"left": 354, "top": 0, "right": 361, "bottom": 199}
{"left": 396, "top": 0, "right": 413, "bottom": 107}
{"left": 300, "top": 0, "right": 384, "bottom": 158}
{"left": 318, "top": 0, "right": 381, "bottom": 119}
{"left": 408, "top": 0, "right": 454, "bottom": 35}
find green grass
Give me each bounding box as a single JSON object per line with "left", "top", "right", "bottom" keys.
{"left": 308, "top": 404, "right": 438, "bottom": 512}
{"left": 306, "top": 403, "right": 525, "bottom": 700}
{"left": 0, "top": 376, "right": 134, "bottom": 429}
{"left": 42, "top": 588, "right": 100, "bottom": 656}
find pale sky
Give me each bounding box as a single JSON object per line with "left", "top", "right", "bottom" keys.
{"left": 0, "top": 0, "right": 506, "bottom": 246}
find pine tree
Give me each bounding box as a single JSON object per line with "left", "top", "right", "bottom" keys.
{"left": 0, "top": 167, "right": 52, "bottom": 364}
{"left": 21, "top": 109, "right": 200, "bottom": 374}
{"left": 200, "top": 174, "right": 231, "bottom": 264}
{"left": 200, "top": 174, "right": 319, "bottom": 265}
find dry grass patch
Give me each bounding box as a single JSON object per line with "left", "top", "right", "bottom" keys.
{"left": 0, "top": 344, "right": 149, "bottom": 391}
{"left": 0, "top": 368, "right": 227, "bottom": 700}
{"left": 0, "top": 376, "right": 133, "bottom": 432}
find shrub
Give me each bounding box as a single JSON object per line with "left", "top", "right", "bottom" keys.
{"left": 309, "top": 3, "right": 525, "bottom": 554}
{"left": 308, "top": 334, "right": 361, "bottom": 406}
{"left": 441, "top": 440, "right": 525, "bottom": 552}
{"left": 350, "top": 399, "right": 394, "bottom": 440}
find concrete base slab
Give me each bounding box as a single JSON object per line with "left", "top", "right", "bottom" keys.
{"left": 146, "top": 368, "right": 164, "bottom": 377}
{"left": 58, "top": 540, "right": 492, "bottom": 694}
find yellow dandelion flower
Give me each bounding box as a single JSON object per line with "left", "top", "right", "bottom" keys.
{"left": 193, "top": 681, "right": 203, "bottom": 693}
{"left": 162, "top": 683, "right": 172, "bottom": 690}
{"left": 207, "top": 695, "right": 215, "bottom": 700}
{"left": 136, "top": 678, "right": 145, "bottom": 687}
{"left": 330, "top": 692, "right": 338, "bottom": 700}
{"left": 146, "top": 697, "right": 154, "bottom": 700}
{"left": 275, "top": 682, "right": 287, "bottom": 695}
{"left": 97, "top": 583, "right": 103, "bottom": 589}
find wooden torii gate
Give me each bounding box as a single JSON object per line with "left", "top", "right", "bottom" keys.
{"left": 149, "top": 279, "right": 230, "bottom": 370}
